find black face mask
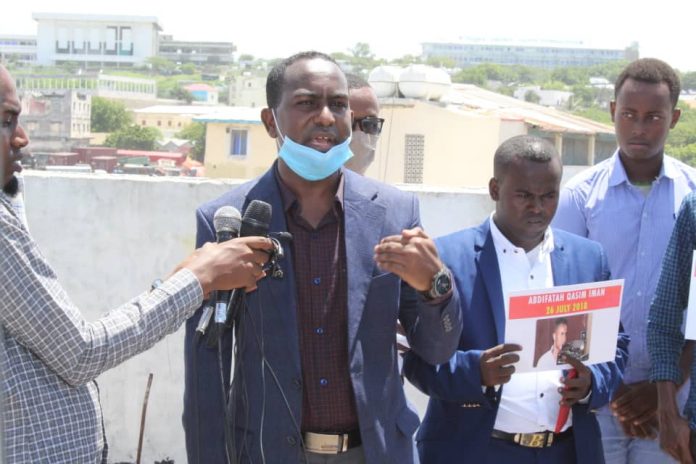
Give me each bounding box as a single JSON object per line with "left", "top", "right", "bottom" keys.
{"left": 3, "top": 176, "right": 19, "bottom": 197}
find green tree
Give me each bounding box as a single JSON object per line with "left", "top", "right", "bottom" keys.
{"left": 682, "top": 72, "right": 696, "bottom": 91}
{"left": 172, "top": 87, "right": 194, "bottom": 104}
{"left": 91, "top": 97, "right": 132, "bottom": 132}
{"left": 666, "top": 142, "right": 696, "bottom": 165}
{"left": 105, "top": 125, "right": 161, "bottom": 150}
{"left": 453, "top": 66, "right": 486, "bottom": 85}
{"left": 389, "top": 54, "right": 423, "bottom": 66}
{"left": 146, "top": 56, "right": 177, "bottom": 75}
{"left": 350, "top": 42, "right": 374, "bottom": 60}
{"left": 425, "top": 55, "right": 456, "bottom": 68}
{"left": 667, "top": 105, "right": 696, "bottom": 146}
{"left": 180, "top": 63, "right": 197, "bottom": 75}
{"left": 551, "top": 67, "right": 589, "bottom": 86}
{"left": 540, "top": 80, "right": 568, "bottom": 91}
{"left": 571, "top": 107, "right": 612, "bottom": 124}
{"left": 176, "top": 122, "right": 206, "bottom": 161}
{"left": 524, "top": 90, "right": 541, "bottom": 104}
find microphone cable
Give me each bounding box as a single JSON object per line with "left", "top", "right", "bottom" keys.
{"left": 245, "top": 281, "right": 308, "bottom": 463}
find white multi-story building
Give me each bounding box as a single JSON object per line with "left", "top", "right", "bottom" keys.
{"left": 33, "top": 12, "right": 161, "bottom": 67}
{"left": 0, "top": 34, "right": 37, "bottom": 64}
{"left": 158, "top": 35, "right": 235, "bottom": 65}
{"left": 422, "top": 38, "right": 635, "bottom": 69}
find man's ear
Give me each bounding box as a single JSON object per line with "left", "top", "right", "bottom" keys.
{"left": 670, "top": 108, "right": 682, "bottom": 129}
{"left": 489, "top": 177, "right": 500, "bottom": 201}
{"left": 609, "top": 101, "right": 616, "bottom": 123}
{"left": 260, "top": 108, "right": 278, "bottom": 138}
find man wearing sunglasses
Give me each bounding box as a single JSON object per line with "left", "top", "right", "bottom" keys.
{"left": 345, "top": 73, "right": 384, "bottom": 176}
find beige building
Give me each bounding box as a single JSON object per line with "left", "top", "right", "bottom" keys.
{"left": 133, "top": 105, "right": 222, "bottom": 137}
{"left": 365, "top": 84, "right": 615, "bottom": 188}
{"left": 195, "top": 107, "right": 276, "bottom": 179}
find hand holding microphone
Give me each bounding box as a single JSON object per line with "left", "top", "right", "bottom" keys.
{"left": 179, "top": 204, "right": 272, "bottom": 298}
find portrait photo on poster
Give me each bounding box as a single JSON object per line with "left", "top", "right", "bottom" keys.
{"left": 533, "top": 313, "right": 591, "bottom": 369}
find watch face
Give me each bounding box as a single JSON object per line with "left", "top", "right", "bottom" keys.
{"left": 435, "top": 272, "right": 452, "bottom": 295}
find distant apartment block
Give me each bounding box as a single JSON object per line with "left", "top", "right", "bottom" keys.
{"left": 16, "top": 74, "right": 157, "bottom": 101}
{"left": 33, "top": 12, "right": 161, "bottom": 67}
{"left": 0, "top": 34, "right": 37, "bottom": 64}
{"left": 158, "top": 35, "right": 235, "bottom": 65}
{"left": 422, "top": 39, "right": 635, "bottom": 69}
{"left": 20, "top": 90, "right": 91, "bottom": 152}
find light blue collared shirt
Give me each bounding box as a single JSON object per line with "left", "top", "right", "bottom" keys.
{"left": 553, "top": 151, "right": 696, "bottom": 384}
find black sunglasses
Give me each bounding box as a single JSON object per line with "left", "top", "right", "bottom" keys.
{"left": 353, "top": 117, "right": 384, "bottom": 135}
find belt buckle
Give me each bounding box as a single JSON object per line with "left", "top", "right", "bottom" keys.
{"left": 514, "top": 432, "right": 551, "bottom": 448}
{"left": 304, "top": 432, "right": 347, "bottom": 454}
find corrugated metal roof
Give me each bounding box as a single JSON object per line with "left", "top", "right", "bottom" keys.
{"left": 443, "top": 84, "right": 614, "bottom": 135}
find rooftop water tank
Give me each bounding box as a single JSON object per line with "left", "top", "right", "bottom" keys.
{"left": 398, "top": 64, "right": 451, "bottom": 101}
{"left": 368, "top": 66, "right": 402, "bottom": 97}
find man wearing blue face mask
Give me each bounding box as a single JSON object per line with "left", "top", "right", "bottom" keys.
{"left": 183, "top": 51, "right": 462, "bottom": 464}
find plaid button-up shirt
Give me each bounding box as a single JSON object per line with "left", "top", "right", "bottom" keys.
{"left": 0, "top": 194, "right": 203, "bottom": 463}
{"left": 648, "top": 191, "right": 696, "bottom": 429}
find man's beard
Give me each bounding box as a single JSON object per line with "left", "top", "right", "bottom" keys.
{"left": 3, "top": 176, "right": 19, "bottom": 197}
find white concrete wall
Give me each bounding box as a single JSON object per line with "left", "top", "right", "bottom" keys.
{"left": 19, "top": 171, "right": 493, "bottom": 463}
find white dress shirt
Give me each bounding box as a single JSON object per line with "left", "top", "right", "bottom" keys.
{"left": 489, "top": 215, "right": 571, "bottom": 433}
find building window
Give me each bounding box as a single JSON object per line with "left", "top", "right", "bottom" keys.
{"left": 105, "top": 27, "right": 118, "bottom": 55}
{"left": 56, "top": 28, "right": 70, "bottom": 54}
{"left": 119, "top": 27, "right": 133, "bottom": 56}
{"left": 404, "top": 134, "right": 425, "bottom": 184}
{"left": 229, "top": 130, "right": 248, "bottom": 156}
{"left": 157, "top": 120, "right": 162, "bottom": 127}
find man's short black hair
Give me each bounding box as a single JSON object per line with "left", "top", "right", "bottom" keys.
{"left": 615, "top": 58, "right": 681, "bottom": 108}
{"left": 265, "top": 51, "right": 340, "bottom": 109}
{"left": 555, "top": 317, "right": 568, "bottom": 328}
{"left": 493, "top": 135, "right": 560, "bottom": 179}
{"left": 346, "top": 72, "right": 370, "bottom": 91}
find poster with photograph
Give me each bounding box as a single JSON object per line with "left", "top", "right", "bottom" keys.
{"left": 504, "top": 279, "right": 624, "bottom": 373}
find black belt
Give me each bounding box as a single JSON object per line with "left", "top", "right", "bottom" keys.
{"left": 303, "top": 430, "right": 362, "bottom": 454}
{"left": 491, "top": 427, "right": 573, "bottom": 448}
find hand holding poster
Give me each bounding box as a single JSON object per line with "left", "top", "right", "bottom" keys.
{"left": 504, "top": 279, "right": 624, "bottom": 373}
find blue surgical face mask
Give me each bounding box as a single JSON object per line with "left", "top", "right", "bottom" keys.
{"left": 272, "top": 110, "right": 353, "bottom": 181}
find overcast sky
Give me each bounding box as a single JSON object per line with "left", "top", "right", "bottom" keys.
{"left": 3, "top": 0, "right": 696, "bottom": 71}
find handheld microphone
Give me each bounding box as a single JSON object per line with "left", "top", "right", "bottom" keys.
{"left": 240, "top": 200, "right": 272, "bottom": 237}
{"left": 223, "top": 200, "right": 273, "bottom": 323}
{"left": 212, "top": 206, "right": 243, "bottom": 325}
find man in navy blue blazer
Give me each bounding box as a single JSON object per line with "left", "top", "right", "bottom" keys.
{"left": 182, "top": 51, "right": 462, "bottom": 464}
{"left": 404, "top": 135, "right": 629, "bottom": 464}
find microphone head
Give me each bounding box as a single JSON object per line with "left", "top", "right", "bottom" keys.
{"left": 240, "top": 200, "right": 271, "bottom": 237}
{"left": 213, "top": 206, "right": 242, "bottom": 237}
